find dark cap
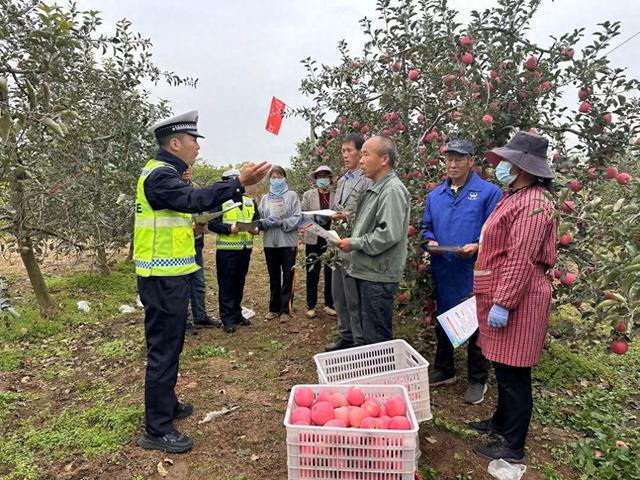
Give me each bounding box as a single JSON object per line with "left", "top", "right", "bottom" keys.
{"left": 445, "top": 139, "right": 475, "bottom": 156}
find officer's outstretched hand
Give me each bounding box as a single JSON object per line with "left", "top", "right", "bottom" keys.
{"left": 239, "top": 161, "right": 272, "bottom": 186}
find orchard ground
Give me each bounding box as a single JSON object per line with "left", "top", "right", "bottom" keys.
{"left": 0, "top": 240, "right": 638, "bottom": 480}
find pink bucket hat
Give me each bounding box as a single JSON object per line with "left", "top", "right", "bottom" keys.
{"left": 311, "top": 165, "right": 333, "bottom": 178}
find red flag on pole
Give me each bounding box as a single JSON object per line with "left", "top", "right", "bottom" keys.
{"left": 265, "top": 96, "right": 286, "bottom": 135}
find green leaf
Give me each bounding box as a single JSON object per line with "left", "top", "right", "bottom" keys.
{"left": 40, "top": 117, "right": 64, "bottom": 137}
{"left": 0, "top": 114, "right": 12, "bottom": 143}
{"left": 0, "top": 77, "right": 7, "bottom": 99}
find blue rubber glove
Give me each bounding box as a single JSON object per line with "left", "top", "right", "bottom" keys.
{"left": 488, "top": 304, "right": 509, "bottom": 328}
{"left": 262, "top": 216, "right": 282, "bottom": 229}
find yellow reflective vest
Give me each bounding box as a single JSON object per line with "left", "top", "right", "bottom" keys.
{"left": 133, "top": 159, "right": 199, "bottom": 277}
{"left": 216, "top": 196, "right": 256, "bottom": 250}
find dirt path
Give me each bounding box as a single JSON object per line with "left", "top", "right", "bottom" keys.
{"left": 1, "top": 243, "right": 576, "bottom": 480}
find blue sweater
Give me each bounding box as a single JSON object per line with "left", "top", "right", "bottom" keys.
{"left": 421, "top": 172, "right": 502, "bottom": 313}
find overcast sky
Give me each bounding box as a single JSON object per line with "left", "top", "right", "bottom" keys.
{"left": 75, "top": 0, "right": 640, "bottom": 167}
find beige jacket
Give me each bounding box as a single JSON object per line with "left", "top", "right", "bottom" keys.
{"left": 301, "top": 188, "right": 335, "bottom": 245}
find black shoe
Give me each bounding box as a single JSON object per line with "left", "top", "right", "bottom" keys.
{"left": 235, "top": 316, "right": 252, "bottom": 326}
{"left": 469, "top": 418, "right": 503, "bottom": 436}
{"left": 137, "top": 430, "right": 193, "bottom": 453}
{"left": 194, "top": 316, "right": 221, "bottom": 329}
{"left": 325, "top": 338, "right": 355, "bottom": 352}
{"left": 223, "top": 326, "right": 236, "bottom": 334}
{"left": 174, "top": 401, "right": 193, "bottom": 420}
{"left": 473, "top": 438, "right": 524, "bottom": 463}
{"left": 185, "top": 323, "right": 198, "bottom": 336}
{"left": 429, "top": 370, "right": 456, "bottom": 386}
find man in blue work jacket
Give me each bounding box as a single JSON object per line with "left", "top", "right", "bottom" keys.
{"left": 421, "top": 139, "right": 502, "bottom": 405}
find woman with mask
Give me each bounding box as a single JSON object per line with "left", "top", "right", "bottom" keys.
{"left": 301, "top": 165, "right": 336, "bottom": 319}
{"left": 258, "top": 166, "right": 302, "bottom": 320}
{"left": 470, "top": 131, "right": 557, "bottom": 463}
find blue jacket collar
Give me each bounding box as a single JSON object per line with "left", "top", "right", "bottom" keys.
{"left": 438, "top": 171, "right": 485, "bottom": 195}
{"left": 155, "top": 148, "right": 189, "bottom": 175}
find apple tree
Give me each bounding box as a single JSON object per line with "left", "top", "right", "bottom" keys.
{"left": 292, "top": 0, "right": 640, "bottom": 346}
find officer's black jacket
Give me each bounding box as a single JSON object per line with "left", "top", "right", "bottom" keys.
{"left": 143, "top": 149, "right": 244, "bottom": 213}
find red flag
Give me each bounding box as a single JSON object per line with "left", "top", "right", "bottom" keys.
{"left": 265, "top": 96, "right": 286, "bottom": 135}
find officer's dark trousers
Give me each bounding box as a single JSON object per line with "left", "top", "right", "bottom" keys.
{"left": 264, "top": 246, "right": 297, "bottom": 314}
{"left": 137, "top": 275, "right": 190, "bottom": 437}
{"left": 491, "top": 362, "right": 532, "bottom": 452}
{"left": 305, "top": 239, "right": 333, "bottom": 310}
{"left": 216, "top": 248, "right": 252, "bottom": 329}
{"left": 434, "top": 321, "right": 488, "bottom": 384}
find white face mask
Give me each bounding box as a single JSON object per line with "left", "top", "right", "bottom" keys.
{"left": 495, "top": 160, "right": 519, "bottom": 186}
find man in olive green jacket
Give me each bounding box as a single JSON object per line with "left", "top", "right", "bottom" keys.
{"left": 336, "top": 135, "right": 410, "bottom": 344}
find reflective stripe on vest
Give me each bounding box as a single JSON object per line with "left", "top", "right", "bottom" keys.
{"left": 133, "top": 159, "right": 199, "bottom": 277}
{"left": 216, "top": 196, "right": 255, "bottom": 250}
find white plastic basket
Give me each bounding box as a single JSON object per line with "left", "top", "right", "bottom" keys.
{"left": 284, "top": 384, "right": 420, "bottom": 480}
{"left": 314, "top": 340, "right": 432, "bottom": 422}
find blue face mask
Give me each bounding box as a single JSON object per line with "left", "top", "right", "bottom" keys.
{"left": 495, "top": 160, "right": 519, "bottom": 186}
{"left": 269, "top": 178, "right": 288, "bottom": 196}
{"left": 316, "top": 178, "right": 330, "bottom": 189}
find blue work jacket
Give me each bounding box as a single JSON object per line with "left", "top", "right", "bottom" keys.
{"left": 421, "top": 171, "right": 502, "bottom": 314}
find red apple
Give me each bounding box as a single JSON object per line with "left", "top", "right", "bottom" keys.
{"left": 559, "top": 234, "right": 571, "bottom": 247}
{"left": 418, "top": 263, "right": 428, "bottom": 273}
{"left": 346, "top": 387, "right": 366, "bottom": 407}
{"left": 407, "top": 225, "right": 417, "bottom": 237}
{"left": 461, "top": 53, "right": 474, "bottom": 65}
{"left": 610, "top": 339, "right": 628, "bottom": 355}
{"left": 617, "top": 172, "right": 631, "bottom": 185}
{"left": 614, "top": 321, "right": 626, "bottom": 333}
{"left": 330, "top": 392, "right": 349, "bottom": 408}
{"left": 418, "top": 146, "right": 427, "bottom": 155}
{"left": 360, "top": 416, "right": 380, "bottom": 429}
{"left": 388, "top": 416, "right": 411, "bottom": 430}
{"left": 569, "top": 180, "right": 582, "bottom": 192}
{"left": 329, "top": 128, "right": 338, "bottom": 138}
{"left": 397, "top": 294, "right": 408, "bottom": 303}
{"left": 490, "top": 70, "right": 499, "bottom": 79}
{"left": 382, "top": 129, "right": 392, "bottom": 136}
{"left": 384, "top": 395, "right": 406, "bottom": 417}
{"left": 603, "top": 112, "right": 612, "bottom": 125}
{"left": 561, "top": 272, "right": 576, "bottom": 286}
{"left": 482, "top": 114, "right": 493, "bottom": 122}
{"left": 524, "top": 56, "right": 538, "bottom": 69}
{"left": 605, "top": 166, "right": 618, "bottom": 179}
{"left": 459, "top": 35, "right": 473, "bottom": 48}
{"left": 316, "top": 390, "right": 334, "bottom": 404}
{"left": 423, "top": 314, "right": 432, "bottom": 325}
{"left": 563, "top": 48, "right": 575, "bottom": 59}
{"left": 291, "top": 407, "right": 312, "bottom": 425}
{"left": 361, "top": 398, "right": 381, "bottom": 417}
{"left": 559, "top": 200, "right": 575, "bottom": 213}
{"left": 553, "top": 269, "right": 562, "bottom": 279}
{"left": 294, "top": 387, "right": 315, "bottom": 408}
{"left": 417, "top": 113, "right": 425, "bottom": 122}
{"left": 578, "top": 88, "right": 589, "bottom": 100}
{"left": 324, "top": 419, "right": 348, "bottom": 428}
{"left": 579, "top": 101, "right": 592, "bottom": 113}
{"left": 587, "top": 167, "right": 598, "bottom": 178}
{"left": 408, "top": 69, "right": 420, "bottom": 81}
{"left": 348, "top": 406, "right": 369, "bottom": 428}
{"left": 352, "top": 120, "right": 361, "bottom": 130}
{"left": 541, "top": 81, "right": 552, "bottom": 91}
{"left": 427, "top": 182, "right": 437, "bottom": 191}
{"left": 389, "top": 111, "right": 399, "bottom": 122}
{"left": 334, "top": 406, "right": 350, "bottom": 423}
{"left": 391, "top": 63, "right": 401, "bottom": 72}
{"left": 529, "top": 128, "right": 538, "bottom": 135}
{"left": 311, "top": 401, "right": 335, "bottom": 426}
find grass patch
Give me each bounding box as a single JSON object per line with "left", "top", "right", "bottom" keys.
{"left": 0, "top": 349, "right": 23, "bottom": 372}
{"left": 95, "top": 339, "right": 139, "bottom": 361}
{"left": 0, "top": 402, "right": 142, "bottom": 479}
{"left": 255, "top": 332, "right": 287, "bottom": 352}
{"left": 533, "top": 342, "right": 640, "bottom": 480}
{"left": 432, "top": 413, "right": 477, "bottom": 440}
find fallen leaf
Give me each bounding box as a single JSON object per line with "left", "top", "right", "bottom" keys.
{"left": 163, "top": 458, "right": 174, "bottom": 465}
{"left": 615, "top": 440, "right": 631, "bottom": 449}
{"left": 198, "top": 405, "right": 240, "bottom": 424}
{"left": 184, "top": 381, "right": 198, "bottom": 390}
{"left": 157, "top": 461, "right": 168, "bottom": 477}
{"left": 63, "top": 462, "right": 73, "bottom": 472}
{"left": 251, "top": 454, "right": 260, "bottom": 462}
{"left": 424, "top": 436, "right": 437, "bottom": 444}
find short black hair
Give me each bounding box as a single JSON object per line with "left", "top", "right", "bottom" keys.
{"left": 376, "top": 135, "right": 398, "bottom": 167}
{"left": 157, "top": 132, "right": 189, "bottom": 148}
{"left": 342, "top": 133, "right": 365, "bottom": 151}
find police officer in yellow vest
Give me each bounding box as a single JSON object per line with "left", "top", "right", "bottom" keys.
{"left": 208, "top": 169, "right": 260, "bottom": 333}
{"left": 135, "top": 111, "right": 270, "bottom": 453}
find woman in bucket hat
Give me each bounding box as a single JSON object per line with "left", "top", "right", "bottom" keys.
{"left": 469, "top": 131, "right": 558, "bottom": 463}
{"left": 301, "top": 165, "right": 336, "bottom": 318}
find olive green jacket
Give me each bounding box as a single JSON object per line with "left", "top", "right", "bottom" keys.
{"left": 347, "top": 171, "right": 410, "bottom": 283}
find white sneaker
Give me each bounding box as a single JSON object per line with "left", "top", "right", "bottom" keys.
{"left": 305, "top": 309, "right": 316, "bottom": 318}
{"left": 323, "top": 306, "right": 337, "bottom": 316}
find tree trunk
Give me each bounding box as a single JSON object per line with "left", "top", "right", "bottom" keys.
{"left": 10, "top": 172, "right": 57, "bottom": 317}
{"left": 95, "top": 245, "right": 110, "bottom": 275}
